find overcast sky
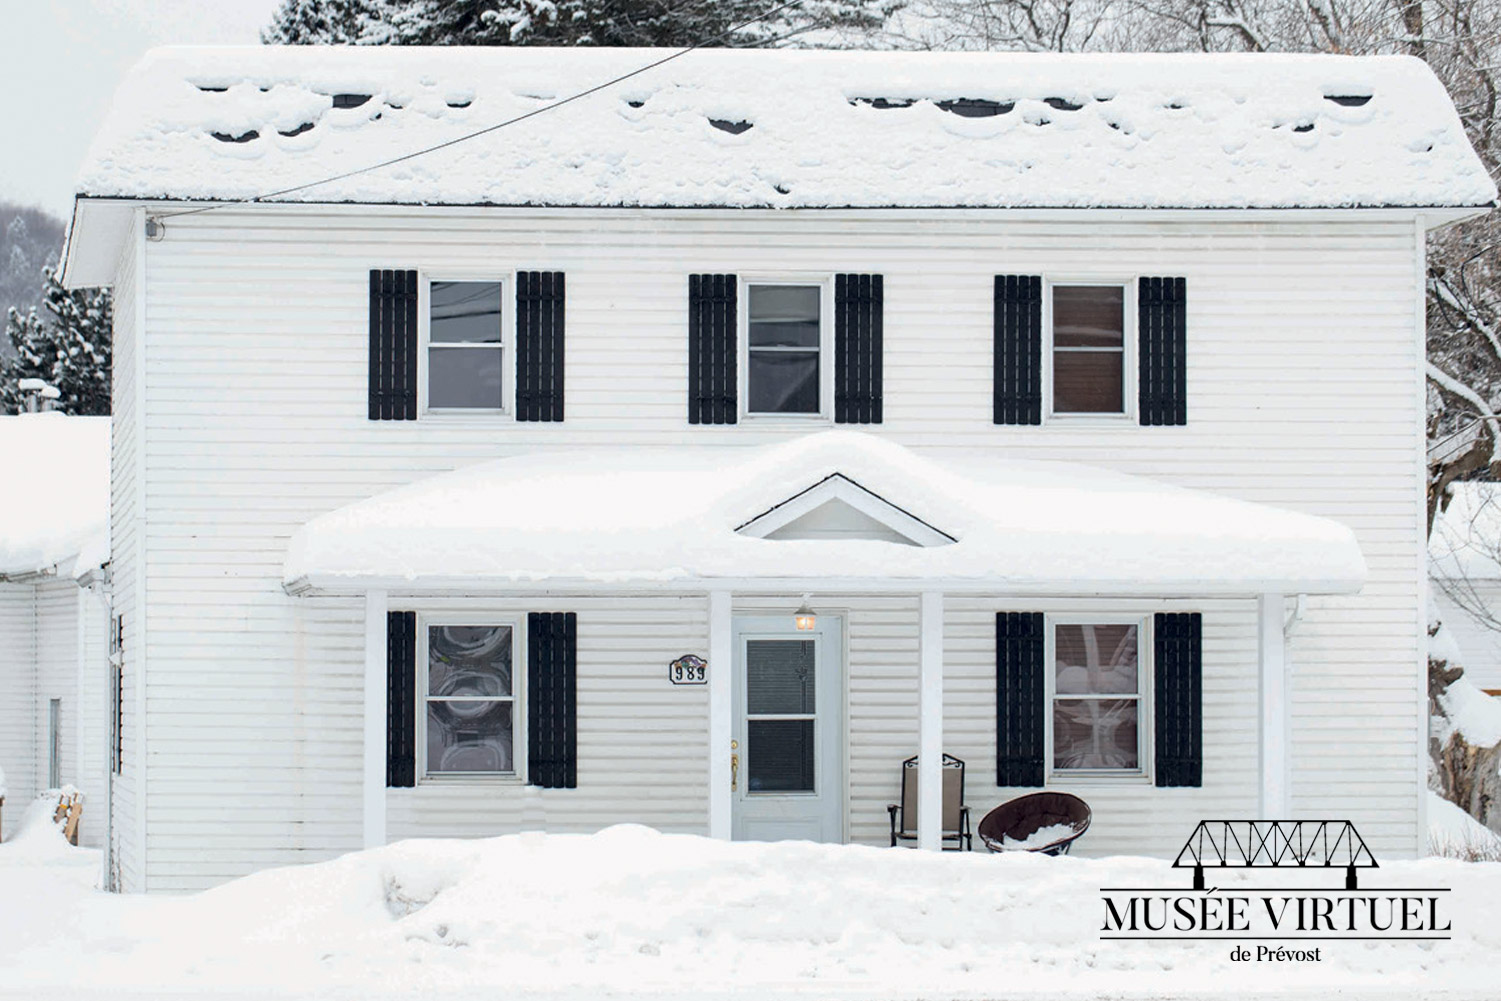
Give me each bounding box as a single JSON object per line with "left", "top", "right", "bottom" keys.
{"left": 0, "top": 0, "right": 282, "bottom": 221}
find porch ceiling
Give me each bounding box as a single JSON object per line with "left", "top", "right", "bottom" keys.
{"left": 283, "top": 432, "right": 1366, "bottom": 598}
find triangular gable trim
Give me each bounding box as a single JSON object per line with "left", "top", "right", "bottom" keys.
{"left": 735, "top": 473, "right": 957, "bottom": 548}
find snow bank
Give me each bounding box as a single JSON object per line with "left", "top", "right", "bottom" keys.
{"left": 0, "top": 414, "right": 110, "bottom": 577}
{"left": 77, "top": 47, "right": 1496, "bottom": 210}
{"left": 2, "top": 826, "right": 1499, "bottom": 999}
{"left": 1428, "top": 790, "right": 1501, "bottom": 858}
{"left": 286, "top": 431, "right": 1366, "bottom": 595}
{"left": 1434, "top": 669, "right": 1501, "bottom": 747}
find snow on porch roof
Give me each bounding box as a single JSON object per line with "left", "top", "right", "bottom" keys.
{"left": 0, "top": 414, "right": 110, "bottom": 579}
{"left": 76, "top": 47, "right": 1495, "bottom": 212}
{"left": 283, "top": 432, "right": 1366, "bottom": 596}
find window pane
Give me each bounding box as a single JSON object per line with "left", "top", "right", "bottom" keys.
{"left": 748, "top": 351, "right": 819, "bottom": 414}
{"left": 427, "top": 700, "right": 513, "bottom": 773}
{"left": 1055, "top": 624, "right": 1138, "bottom": 695}
{"left": 431, "top": 281, "right": 502, "bottom": 344}
{"left": 1053, "top": 350, "right": 1123, "bottom": 414}
{"left": 749, "top": 285, "right": 820, "bottom": 347}
{"left": 430, "top": 625, "right": 512, "bottom": 697}
{"left": 1053, "top": 286, "right": 1123, "bottom": 348}
{"left": 429, "top": 346, "right": 503, "bottom": 409}
{"left": 1053, "top": 699, "right": 1139, "bottom": 770}
{"left": 746, "top": 639, "right": 815, "bottom": 715}
{"left": 748, "top": 719, "right": 815, "bottom": 792}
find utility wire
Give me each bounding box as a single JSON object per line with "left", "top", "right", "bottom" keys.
{"left": 153, "top": 0, "right": 811, "bottom": 222}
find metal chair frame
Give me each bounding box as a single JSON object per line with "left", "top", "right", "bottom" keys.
{"left": 887, "top": 753, "right": 973, "bottom": 851}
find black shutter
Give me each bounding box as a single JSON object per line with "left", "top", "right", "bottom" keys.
{"left": 835, "top": 273, "right": 883, "bottom": 424}
{"left": 994, "top": 275, "right": 1043, "bottom": 425}
{"left": 528, "top": 612, "right": 578, "bottom": 789}
{"left": 996, "top": 612, "right": 1046, "bottom": 787}
{"left": 386, "top": 610, "right": 417, "bottom": 788}
{"left": 1154, "top": 612, "right": 1203, "bottom": 787}
{"left": 368, "top": 269, "right": 418, "bottom": 421}
{"left": 516, "top": 271, "right": 565, "bottom": 422}
{"left": 1138, "top": 276, "right": 1187, "bottom": 426}
{"left": 688, "top": 274, "right": 737, "bottom": 425}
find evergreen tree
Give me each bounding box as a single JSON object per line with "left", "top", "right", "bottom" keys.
{"left": 1, "top": 266, "right": 111, "bottom": 416}
{"left": 263, "top": 0, "right": 892, "bottom": 47}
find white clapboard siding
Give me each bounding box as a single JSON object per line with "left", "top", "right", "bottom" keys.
{"left": 73, "top": 585, "right": 111, "bottom": 849}
{"left": 109, "top": 228, "right": 143, "bottom": 889}
{"left": 0, "top": 583, "right": 36, "bottom": 840}
{"left": 33, "top": 579, "right": 77, "bottom": 802}
{"left": 117, "top": 206, "right": 1423, "bottom": 889}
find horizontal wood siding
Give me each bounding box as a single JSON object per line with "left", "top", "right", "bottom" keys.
{"left": 110, "top": 230, "right": 142, "bottom": 889}
{"left": 0, "top": 583, "right": 36, "bottom": 840}
{"left": 1431, "top": 587, "right": 1501, "bottom": 691}
{"left": 133, "top": 208, "right": 1422, "bottom": 887}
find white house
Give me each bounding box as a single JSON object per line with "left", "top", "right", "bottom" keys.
{"left": 1431, "top": 482, "right": 1501, "bottom": 693}
{"left": 0, "top": 413, "right": 111, "bottom": 846}
{"left": 59, "top": 46, "right": 1495, "bottom": 892}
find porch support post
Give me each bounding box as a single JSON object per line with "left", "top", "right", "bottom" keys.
{"left": 363, "top": 589, "right": 388, "bottom": 850}
{"left": 1258, "top": 593, "right": 1289, "bottom": 819}
{"left": 708, "top": 590, "right": 733, "bottom": 840}
{"left": 918, "top": 591, "right": 944, "bottom": 850}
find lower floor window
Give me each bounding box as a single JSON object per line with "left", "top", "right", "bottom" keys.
{"left": 425, "top": 623, "right": 517, "bottom": 775}
{"left": 1051, "top": 621, "right": 1143, "bottom": 772}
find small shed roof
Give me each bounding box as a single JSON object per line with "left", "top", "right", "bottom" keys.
{"left": 284, "top": 432, "right": 1366, "bottom": 596}
{"left": 0, "top": 414, "right": 110, "bottom": 579}
{"left": 77, "top": 47, "right": 1495, "bottom": 212}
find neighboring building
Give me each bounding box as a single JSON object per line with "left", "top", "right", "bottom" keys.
{"left": 0, "top": 413, "right": 111, "bottom": 846}
{"left": 60, "top": 47, "right": 1495, "bottom": 892}
{"left": 1430, "top": 482, "right": 1501, "bottom": 694}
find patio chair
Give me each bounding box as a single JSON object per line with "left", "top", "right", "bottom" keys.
{"left": 887, "top": 754, "right": 972, "bottom": 850}
{"left": 977, "top": 791, "right": 1091, "bottom": 856}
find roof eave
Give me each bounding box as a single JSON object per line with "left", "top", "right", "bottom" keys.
{"left": 284, "top": 572, "right": 1363, "bottom": 600}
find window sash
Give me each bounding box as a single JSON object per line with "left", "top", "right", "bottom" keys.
{"left": 1045, "top": 616, "right": 1150, "bottom": 779}
{"left": 1046, "top": 281, "right": 1134, "bottom": 420}
{"left": 421, "top": 619, "right": 522, "bottom": 778}
{"left": 742, "top": 280, "right": 829, "bottom": 419}
{"left": 422, "top": 277, "right": 511, "bottom": 415}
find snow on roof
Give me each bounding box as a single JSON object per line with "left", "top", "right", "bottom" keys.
{"left": 0, "top": 415, "right": 110, "bottom": 578}
{"left": 78, "top": 47, "right": 1495, "bottom": 211}
{"left": 284, "top": 431, "right": 1365, "bottom": 595}
{"left": 1430, "top": 482, "right": 1501, "bottom": 581}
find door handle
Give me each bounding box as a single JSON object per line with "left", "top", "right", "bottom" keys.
{"left": 731, "top": 752, "right": 739, "bottom": 791}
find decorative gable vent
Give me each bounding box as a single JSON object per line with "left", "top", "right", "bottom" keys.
{"left": 736, "top": 473, "right": 956, "bottom": 548}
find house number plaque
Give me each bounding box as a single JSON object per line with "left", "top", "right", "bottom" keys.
{"left": 669, "top": 654, "right": 707, "bottom": 685}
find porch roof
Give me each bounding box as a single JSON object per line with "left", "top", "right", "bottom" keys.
{"left": 283, "top": 432, "right": 1366, "bottom": 597}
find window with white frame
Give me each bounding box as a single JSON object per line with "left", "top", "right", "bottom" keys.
{"left": 425, "top": 623, "right": 518, "bottom": 776}
{"left": 1051, "top": 620, "right": 1144, "bottom": 773}
{"left": 427, "top": 280, "right": 505, "bottom": 411}
{"left": 746, "top": 283, "right": 824, "bottom": 416}
{"left": 1050, "top": 284, "right": 1127, "bottom": 416}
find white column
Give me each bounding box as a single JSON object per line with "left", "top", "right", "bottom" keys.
{"left": 363, "top": 590, "right": 389, "bottom": 849}
{"left": 918, "top": 591, "right": 945, "bottom": 850}
{"left": 708, "top": 590, "right": 733, "bottom": 840}
{"left": 1258, "top": 593, "right": 1289, "bottom": 819}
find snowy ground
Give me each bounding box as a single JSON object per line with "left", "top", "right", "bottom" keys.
{"left": 2, "top": 798, "right": 1499, "bottom": 1001}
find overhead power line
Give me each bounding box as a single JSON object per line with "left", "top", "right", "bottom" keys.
{"left": 154, "top": 0, "right": 812, "bottom": 223}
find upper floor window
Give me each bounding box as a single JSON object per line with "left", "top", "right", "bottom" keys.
{"left": 428, "top": 280, "right": 505, "bottom": 411}
{"left": 1050, "top": 284, "right": 1127, "bottom": 416}
{"left": 746, "top": 283, "right": 826, "bottom": 417}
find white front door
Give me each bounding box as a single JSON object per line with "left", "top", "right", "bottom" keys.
{"left": 731, "top": 615, "right": 843, "bottom": 843}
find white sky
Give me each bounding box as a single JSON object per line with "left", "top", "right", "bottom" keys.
{"left": 0, "top": 0, "right": 282, "bottom": 221}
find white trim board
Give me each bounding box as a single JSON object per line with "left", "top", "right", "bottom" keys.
{"left": 735, "top": 474, "right": 956, "bottom": 548}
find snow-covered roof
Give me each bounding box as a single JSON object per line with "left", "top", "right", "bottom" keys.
{"left": 1431, "top": 481, "right": 1501, "bottom": 581}
{"left": 0, "top": 414, "right": 110, "bottom": 579}
{"left": 78, "top": 47, "right": 1495, "bottom": 211}
{"left": 284, "top": 432, "right": 1366, "bottom": 595}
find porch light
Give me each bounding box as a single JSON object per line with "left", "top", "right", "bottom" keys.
{"left": 794, "top": 596, "right": 816, "bottom": 631}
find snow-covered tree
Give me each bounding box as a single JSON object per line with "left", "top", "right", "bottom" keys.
{"left": 263, "top": 0, "right": 895, "bottom": 46}
{"left": 0, "top": 203, "right": 67, "bottom": 361}
{"left": 1, "top": 266, "right": 111, "bottom": 416}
